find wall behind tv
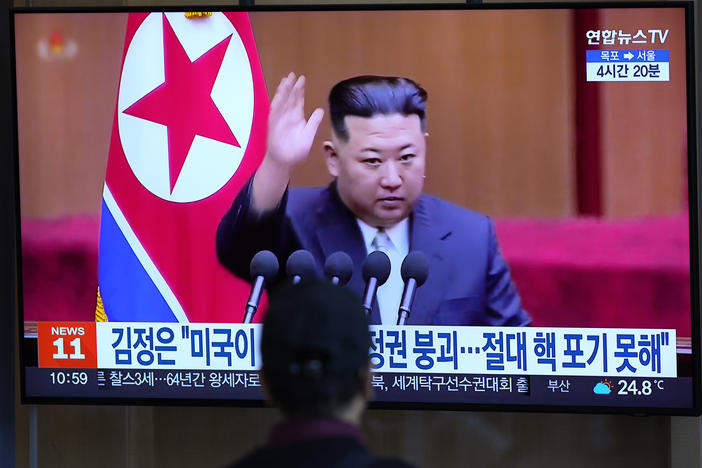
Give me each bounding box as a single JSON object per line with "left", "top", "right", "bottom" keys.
{"left": 8, "top": 0, "right": 702, "bottom": 467}
{"left": 14, "top": 5, "right": 689, "bottom": 221}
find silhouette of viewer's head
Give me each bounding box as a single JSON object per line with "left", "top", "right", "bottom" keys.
{"left": 261, "top": 279, "right": 371, "bottom": 420}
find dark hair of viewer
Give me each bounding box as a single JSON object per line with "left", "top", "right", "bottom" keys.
{"left": 261, "top": 280, "right": 371, "bottom": 419}
{"left": 328, "top": 75, "right": 428, "bottom": 141}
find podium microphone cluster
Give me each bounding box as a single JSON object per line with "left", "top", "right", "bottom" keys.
{"left": 242, "top": 248, "right": 428, "bottom": 326}
{"left": 244, "top": 250, "right": 279, "bottom": 323}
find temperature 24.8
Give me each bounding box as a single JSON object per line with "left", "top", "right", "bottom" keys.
{"left": 617, "top": 379, "right": 664, "bottom": 396}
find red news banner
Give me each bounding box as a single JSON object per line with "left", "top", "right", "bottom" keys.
{"left": 37, "top": 322, "right": 98, "bottom": 369}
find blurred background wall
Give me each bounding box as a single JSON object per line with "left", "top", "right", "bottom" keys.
{"left": 14, "top": 8, "right": 688, "bottom": 219}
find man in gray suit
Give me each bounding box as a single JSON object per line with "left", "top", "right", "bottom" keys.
{"left": 217, "top": 73, "right": 530, "bottom": 327}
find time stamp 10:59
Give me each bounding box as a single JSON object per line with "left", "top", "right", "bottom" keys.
{"left": 49, "top": 371, "right": 89, "bottom": 385}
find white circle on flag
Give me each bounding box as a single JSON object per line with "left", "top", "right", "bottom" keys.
{"left": 117, "top": 12, "right": 254, "bottom": 203}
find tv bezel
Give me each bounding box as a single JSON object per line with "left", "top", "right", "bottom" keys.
{"left": 8, "top": 1, "right": 700, "bottom": 416}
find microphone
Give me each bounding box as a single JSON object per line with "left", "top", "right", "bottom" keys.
{"left": 324, "top": 251, "right": 354, "bottom": 286}
{"left": 286, "top": 249, "right": 317, "bottom": 284}
{"left": 361, "top": 250, "right": 391, "bottom": 316}
{"left": 397, "top": 251, "right": 429, "bottom": 325}
{"left": 244, "top": 250, "right": 279, "bottom": 323}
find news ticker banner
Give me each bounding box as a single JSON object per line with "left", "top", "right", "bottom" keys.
{"left": 25, "top": 368, "right": 692, "bottom": 408}
{"left": 37, "top": 322, "right": 676, "bottom": 378}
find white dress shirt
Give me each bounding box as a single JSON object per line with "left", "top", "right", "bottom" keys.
{"left": 356, "top": 218, "right": 409, "bottom": 325}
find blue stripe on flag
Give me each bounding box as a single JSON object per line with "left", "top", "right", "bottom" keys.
{"left": 98, "top": 200, "right": 178, "bottom": 322}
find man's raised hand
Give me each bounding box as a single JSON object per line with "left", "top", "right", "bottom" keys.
{"left": 266, "top": 72, "right": 324, "bottom": 168}
{"left": 251, "top": 73, "right": 324, "bottom": 212}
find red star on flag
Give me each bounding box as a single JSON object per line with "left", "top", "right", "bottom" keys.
{"left": 124, "top": 14, "right": 239, "bottom": 194}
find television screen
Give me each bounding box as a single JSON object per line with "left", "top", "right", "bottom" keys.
{"left": 13, "top": 3, "right": 699, "bottom": 413}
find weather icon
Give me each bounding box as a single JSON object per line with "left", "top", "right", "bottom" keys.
{"left": 593, "top": 379, "right": 613, "bottom": 395}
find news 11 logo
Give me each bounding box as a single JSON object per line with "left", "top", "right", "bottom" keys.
{"left": 37, "top": 322, "right": 98, "bottom": 368}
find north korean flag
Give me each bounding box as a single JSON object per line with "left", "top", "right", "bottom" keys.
{"left": 98, "top": 12, "right": 268, "bottom": 323}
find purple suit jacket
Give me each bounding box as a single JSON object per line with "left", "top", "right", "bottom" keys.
{"left": 216, "top": 180, "right": 530, "bottom": 326}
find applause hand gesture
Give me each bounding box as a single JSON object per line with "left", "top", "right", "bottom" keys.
{"left": 251, "top": 72, "right": 324, "bottom": 212}
{"left": 266, "top": 72, "right": 324, "bottom": 168}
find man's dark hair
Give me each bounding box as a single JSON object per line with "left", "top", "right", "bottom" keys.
{"left": 329, "top": 75, "right": 428, "bottom": 141}
{"left": 261, "top": 280, "right": 371, "bottom": 419}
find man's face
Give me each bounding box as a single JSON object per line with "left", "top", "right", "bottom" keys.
{"left": 324, "top": 113, "right": 426, "bottom": 228}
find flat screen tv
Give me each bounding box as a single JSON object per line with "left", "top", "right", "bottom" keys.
{"left": 11, "top": 2, "right": 700, "bottom": 414}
